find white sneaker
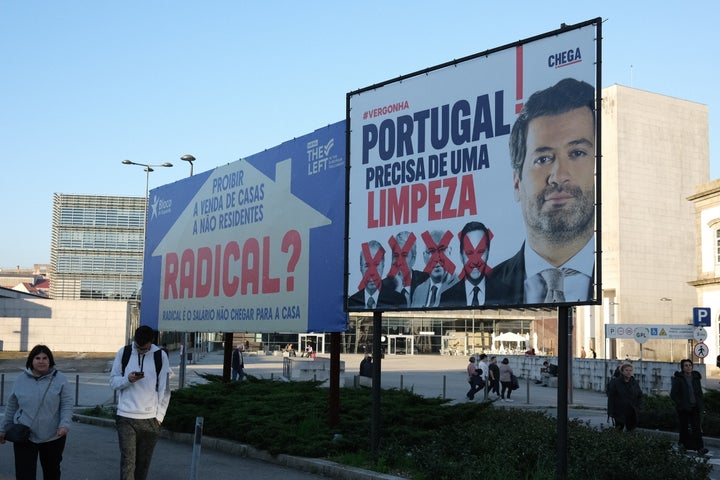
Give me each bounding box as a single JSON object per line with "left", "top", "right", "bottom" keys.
{"left": 506, "top": 398, "right": 514, "bottom": 402}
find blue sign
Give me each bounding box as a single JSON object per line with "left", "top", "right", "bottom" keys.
{"left": 142, "top": 121, "right": 348, "bottom": 333}
{"left": 693, "top": 307, "right": 711, "bottom": 327}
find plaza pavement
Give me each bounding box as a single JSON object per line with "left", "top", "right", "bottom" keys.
{"left": 0, "top": 350, "right": 719, "bottom": 479}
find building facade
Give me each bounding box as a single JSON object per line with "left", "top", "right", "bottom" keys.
{"left": 689, "top": 179, "right": 720, "bottom": 369}
{"left": 576, "top": 85, "right": 708, "bottom": 362}
{"left": 50, "top": 194, "right": 145, "bottom": 300}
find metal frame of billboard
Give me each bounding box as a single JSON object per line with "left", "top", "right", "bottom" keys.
{"left": 345, "top": 18, "right": 602, "bottom": 313}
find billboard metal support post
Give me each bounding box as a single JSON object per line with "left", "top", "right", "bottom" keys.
{"left": 371, "top": 311, "right": 382, "bottom": 455}
{"left": 557, "top": 306, "right": 570, "bottom": 479}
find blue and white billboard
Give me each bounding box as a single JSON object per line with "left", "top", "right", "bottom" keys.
{"left": 142, "top": 121, "right": 348, "bottom": 333}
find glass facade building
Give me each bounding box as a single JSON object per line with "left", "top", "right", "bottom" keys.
{"left": 51, "top": 194, "right": 146, "bottom": 300}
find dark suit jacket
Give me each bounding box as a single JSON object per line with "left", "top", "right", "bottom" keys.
{"left": 348, "top": 288, "right": 406, "bottom": 310}
{"left": 486, "top": 245, "right": 526, "bottom": 306}
{"left": 439, "top": 279, "right": 485, "bottom": 307}
{"left": 486, "top": 243, "right": 594, "bottom": 306}
{"left": 381, "top": 270, "right": 429, "bottom": 306}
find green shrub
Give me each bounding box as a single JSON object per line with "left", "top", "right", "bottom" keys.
{"left": 158, "top": 378, "right": 712, "bottom": 479}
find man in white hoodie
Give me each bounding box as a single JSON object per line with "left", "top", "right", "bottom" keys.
{"left": 110, "top": 325, "right": 171, "bottom": 480}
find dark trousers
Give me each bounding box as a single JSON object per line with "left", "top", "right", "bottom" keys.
{"left": 677, "top": 406, "right": 704, "bottom": 450}
{"left": 466, "top": 377, "right": 482, "bottom": 399}
{"left": 231, "top": 367, "right": 246, "bottom": 381}
{"left": 116, "top": 416, "right": 161, "bottom": 480}
{"left": 501, "top": 381, "right": 512, "bottom": 399}
{"left": 490, "top": 379, "right": 500, "bottom": 395}
{"left": 614, "top": 406, "right": 638, "bottom": 432}
{"left": 13, "top": 435, "right": 67, "bottom": 480}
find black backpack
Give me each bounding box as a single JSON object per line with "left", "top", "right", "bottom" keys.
{"left": 121, "top": 345, "right": 164, "bottom": 390}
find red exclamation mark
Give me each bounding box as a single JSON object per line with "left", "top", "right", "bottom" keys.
{"left": 515, "top": 45, "right": 524, "bottom": 114}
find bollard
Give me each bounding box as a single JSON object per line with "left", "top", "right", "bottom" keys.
{"left": 442, "top": 375, "right": 446, "bottom": 399}
{"left": 75, "top": 374, "right": 80, "bottom": 407}
{"left": 400, "top": 374, "right": 404, "bottom": 391}
{"left": 189, "top": 416, "right": 204, "bottom": 479}
{"left": 1, "top": 373, "right": 4, "bottom": 406}
{"left": 526, "top": 375, "right": 530, "bottom": 404}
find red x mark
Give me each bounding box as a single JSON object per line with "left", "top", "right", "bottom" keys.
{"left": 458, "top": 229, "right": 493, "bottom": 280}
{"left": 357, "top": 242, "right": 385, "bottom": 291}
{"left": 386, "top": 233, "right": 416, "bottom": 287}
{"left": 420, "top": 230, "right": 456, "bottom": 275}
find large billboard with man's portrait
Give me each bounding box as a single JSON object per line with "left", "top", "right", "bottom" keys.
{"left": 345, "top": 19, "right": 602, "bottom": 311}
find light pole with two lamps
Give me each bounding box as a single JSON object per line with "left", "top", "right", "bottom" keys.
{"left": 177, "top": 154, "right": 197, "bottom": 387}
{"left": 121, "top": 159, "right": 174, "bottom": 330}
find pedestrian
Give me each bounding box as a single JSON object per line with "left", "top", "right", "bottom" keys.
{"left": 488, "top": 356, "right": 500, "bottom": 397}
{"left": 498, "top": 357, "right": 514, "bottom": 402}
{"left": 670, "top": 359, "right": 708, "bottom": 454}
{"left": 359, "top": 353, "right": 373, "bottom": 378}
{"left": 465, "top": 357, "right": 483, "bottom": 400}
{"left": 591, "top": 348, "right": 597, "bottom": 359}
{"left": 110, "top": 325, "right": 172, "bottom": 480}
{"left": 0, "top": 345, "right": 73, "bottom": 479}
{"left": 477, "top": 354, "right": 489, "bottom": 391}
{"left": 606, "top": 362, "right": 642, "bottom": 431}
{"left": 580, "top": 347, "right": 587, "bottom": 358}
{"left": 231, "top": 345, "right": 246, "bottom": 381}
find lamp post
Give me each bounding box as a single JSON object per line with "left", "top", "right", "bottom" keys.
{"left": 180, "top": 154, "right": 196, "bottom": 176}
{"left": 177, "top": 154, "right": 197, "bottom": 388}
{"left": 121, "top": 160, "right": 173, "bottom": 301}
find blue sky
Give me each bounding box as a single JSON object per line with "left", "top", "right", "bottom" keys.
{"left": 1, "top": 1, "right": 717, "bottom": 269}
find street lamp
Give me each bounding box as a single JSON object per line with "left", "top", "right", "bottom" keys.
{"left": 121, "top": 159, "right": 174, "bottom": 298}
{"left": 177, "top": 154, "right": 196, "bottom": 387}
{"left": 180, "top": 154, "right": 196, "bottom": 176}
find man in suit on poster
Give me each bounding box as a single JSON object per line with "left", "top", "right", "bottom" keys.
{"left": 381, "top": 231, "right": 429, "bottom": 308}
{"left": 348, "top": 240, "right": 404, "bottom": 309}
{"left": 411, "top": 229, "right": 459, "bottom": 308}
{"left": 488, "top": 78, "right": 596, "bottom": 305}
{"left": 440, "top": 221, "right": 493, "bottom": 307}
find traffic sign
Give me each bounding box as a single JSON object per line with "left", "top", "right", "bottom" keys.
{"left": 694, "top": 342, "right": 709, "bottom": 358}
{"left": 693, "top": 307, "right": 711, "bottom": 327}
{"left": 634, "top": 328, "right": 650, "bottom": 344}
{"left": 693, "top": 326, "right": 708, "bottom": 343}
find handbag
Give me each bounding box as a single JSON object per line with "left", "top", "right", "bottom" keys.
{"left": 4, "top": 370, "right": 57, "bottom": 443}
{"left": 510, "top": 373, "right": 520, "bottom": 390}
{"left": 4, "top": 423, "right": 31, "bottom": 443}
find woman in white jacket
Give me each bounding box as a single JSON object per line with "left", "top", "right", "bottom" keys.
{"left": 0, "top": 345, "right": 73, "bottom": 480}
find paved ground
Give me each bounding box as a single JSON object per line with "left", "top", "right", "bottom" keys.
{"left": 0, "top": 350, "right": 718, "bottom": 479}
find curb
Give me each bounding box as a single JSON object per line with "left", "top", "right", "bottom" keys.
{"left": 72, "top": 415, "right": 404, "bottom": 480}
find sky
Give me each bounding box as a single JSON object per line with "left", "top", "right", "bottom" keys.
{"left": 1, "top": 1, "right": 718, "bottom": 269}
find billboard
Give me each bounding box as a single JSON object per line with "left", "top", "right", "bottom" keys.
{"left": 142, "top": 121, "right": 348, "bottom": 333}
{"left": 346, "top": 19, "right": 602, "bottom": 311}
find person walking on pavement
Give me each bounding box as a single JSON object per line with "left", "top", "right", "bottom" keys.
{"left": 498, "top": 358, "right": 514, "bottom": 402}
{"left": 466, "top": 357, "right": 483, "bottom": 400}
{"left": 110, "top": 325, "right": 172, "bottom": 480}
{"left": 670, "top": 359, "right": 708, "bottom": 455}
{"left": 488, "top": 356, "right": 500, "bottom": 397}
{"left": 0, "top": 345, "right": 73, "bottom": 480}
{"left": 231, "top": 345, "right": 246, "bottom": 381}
{"left": 606, "top": 362, "right": 642, "bottom": 431}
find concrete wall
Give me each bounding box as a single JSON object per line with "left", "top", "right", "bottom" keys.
{"left": 0, "top": 298, "right": 129, "bottom": 352}
{"left": 508, "top": 355, "right": 706, "bottom": 395}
